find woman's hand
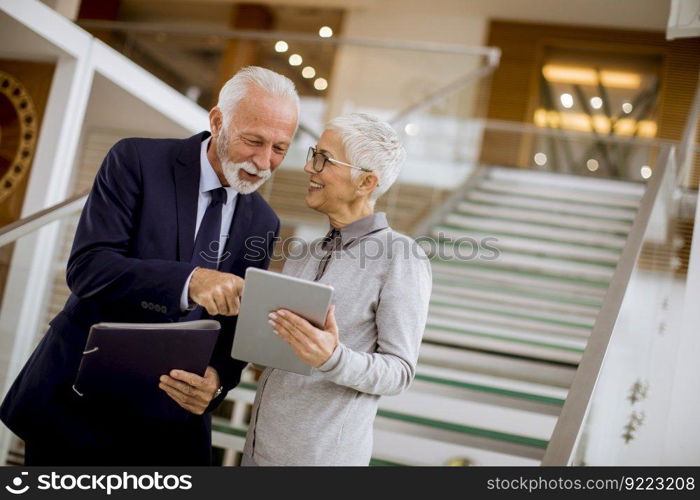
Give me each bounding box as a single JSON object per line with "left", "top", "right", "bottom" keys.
{"left": 268, "top": 305, "right": 339, "bottom": 367}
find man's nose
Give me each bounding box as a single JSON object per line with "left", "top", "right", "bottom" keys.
{"left": 252, "top": 146, "right": 273, "bottom": 171}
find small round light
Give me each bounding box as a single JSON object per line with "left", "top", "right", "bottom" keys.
{"left": 404, "top": 123, "right": 420, "bottom": 136}
{"left": 534, "top": 152, "right": 547, "bottom": 166}
{"left": 586, "top": 159, "right": 599, "bottom": 172}
{"left": 314, "top": 78, "right": 328, "bottom": 91}
{"left": 288, "top": 54, "right": 302, "bottom": 66}
{"left": 275, "top": 41, "right": 288, "bottom": 53}
{"left": 319, "top": 26, "right": 333, "bottom": 38}
{"left": 560, "top": 93, "right": 574, "bottom": 109}
{"left": 590, "top": 97, "right": 603, "bottom": 110}
{"left": 302, "top": 66, "right": 316, "bottom": 79}
{"left": 622, "top": 102, "right": 633, "bottom": 114}
{"left": 641, "top": 165, "right": 652, "bottom": 179}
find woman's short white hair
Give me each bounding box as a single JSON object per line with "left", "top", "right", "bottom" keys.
{"left": 326, "top": 113, "right": 406, "bottom": 205}
{"left": 217, "top": 66, "right": 300, "bottom": 129}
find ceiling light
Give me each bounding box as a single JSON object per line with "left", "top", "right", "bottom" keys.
{"left": 302, "top": 66, "right": 316, "bottom": 79}
{"left": 288, "top": 54, "right": 302, "bottom": 66}
{"left": 534, "top": 152, "right": 547, "bottom": 166}
{"left": 314, "top": 78, "right": 328, "bottom": 91}
{"left": 319, "top": 26, "right": 333, "bottom": 38}
{"left": 560, "top": 93, "right": 574, "bottom": 109}
{"left": 404, "top": 123, "right": 419, "bottom": 136}
{"left": 640, "top": 165, "right": 652, "bottom": 179}
{"left": 586, "top": 159, "right": 599, "bottom": 172}
{"left": 275, "top": 41, "right": 288, "bottom": 53}
{"left": 590, "top": 97, "right": 603, "bottom": 110}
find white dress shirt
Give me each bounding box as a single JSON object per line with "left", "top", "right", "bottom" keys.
{"left": 179, "top": 137, "right": 238, "bottom": 310}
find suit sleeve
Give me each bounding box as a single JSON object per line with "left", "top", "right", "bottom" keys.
{"left": 66, "top": 139, "right": 196, "bottom": 320}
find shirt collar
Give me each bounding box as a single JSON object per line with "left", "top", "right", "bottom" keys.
{"left": 330, "top": 212, "right": 389, "bottom": 248}
{"left": 200, "top": 137, "right": 237, "bottom": 206}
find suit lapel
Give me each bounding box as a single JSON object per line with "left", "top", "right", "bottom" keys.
{"left": 220, "top": 193, "right": 253, "bottom": 274}
{"left": 174, "top": 131, "right": 210, "bottom": 262}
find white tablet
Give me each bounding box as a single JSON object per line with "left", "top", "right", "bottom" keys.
{"left": 231, "top": 267, "right": 334, "bottom": 375}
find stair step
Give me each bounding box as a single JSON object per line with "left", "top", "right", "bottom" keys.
{"left": 418, "top": 343, "right": 577, "bottom": 388}
{"left": 430, "top": 292, "right": 597, "bottom": 327}
{"left": 432, "top": 280, "right": 601, "bottom": 316}
{"left": 423, "top": 325, "right": 584, "bottom": 364}
{"left": 427, "top": 312, "right": 588, "bottom": 345}
{"left": 430, "top": 246, "right": 615, "bottom": 282}
{"left": 466, "top": 191, "right": 638, "bottom": 221}
{"left": 488, "top": 166, "right": 645, "bottom": 198}
{"left": 379, "top": 391, "right": 555, "bottom": 452}
{"left": 430, "top": 260, "right": 609, "bottom": 298}
{"left": 455, "top": 201, "right": 633, "bottom": 235}
{"left": 373, "top": 428, "right": 540, "bottom": 466}
{"left": 442, "top": 214, "right": 628, "bottom": 249}
{"left": 477, "top": 179, "right": 641, "bottom": 209}
{"left": 415, "top": 364, "right": 567, "bottom": 406}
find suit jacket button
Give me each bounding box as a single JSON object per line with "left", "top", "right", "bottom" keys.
{"left": 141, "top": 301, "right": 148, "bottom": 309}
{"left": 148, "top": 303, "right": 155, "bottom": 310}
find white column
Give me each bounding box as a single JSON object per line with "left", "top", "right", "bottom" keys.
{"left": 0, "top": 49, "right": 94, "bottom": 463}
{"left": 663, "top": 188, "right": 700, "bottom": 464}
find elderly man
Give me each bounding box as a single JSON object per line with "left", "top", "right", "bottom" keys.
{"left": 0, "top": 66, "right": 299, "bottom": 465}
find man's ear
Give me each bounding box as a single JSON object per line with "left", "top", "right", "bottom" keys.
{"left": 209, "top": 107, "right": 223, "bottom": 139}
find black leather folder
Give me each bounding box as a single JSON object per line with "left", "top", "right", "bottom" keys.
{"left": 72, "top": 320, "right": 220, "bottom": 422}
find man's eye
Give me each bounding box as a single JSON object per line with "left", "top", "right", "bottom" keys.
{"left": 274, "top": 147, "right": 287, "bottom": 154}
{"left": 243, "top": 138, "right": 262, "bottom": 146}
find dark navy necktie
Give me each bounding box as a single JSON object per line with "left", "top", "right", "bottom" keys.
{"left": 182, "top": 187, "right": 227, "bottom": 321}
{"left": 191, "top": 187, "right": 227, "bottom": 269}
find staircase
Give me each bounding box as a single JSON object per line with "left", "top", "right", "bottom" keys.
{"left": 213, "top": 166, "right": 646, "bottom": 466}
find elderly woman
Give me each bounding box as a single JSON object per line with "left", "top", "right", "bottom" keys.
{"left": 242, "top": 113, "right": 432, "bottom": 466}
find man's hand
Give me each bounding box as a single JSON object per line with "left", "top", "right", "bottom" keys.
{"left": 188, "top": 268, "right": 244, "bottom": 316}
{"left": 268, "top": 305, "right": 339, "bottom": 367}
{"left": 159, "top": 366, "right": 221, "bottom": 415}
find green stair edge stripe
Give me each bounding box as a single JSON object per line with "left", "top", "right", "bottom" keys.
{"left": 414, "top": 373, "right": 565, "bottom": 406}
{"left": 431, "top": 277, "right": 603, "bottom": 308}
{"left": 212, "top": 423, "right": 247, "bottom": 439}
{"left": 474, "top": 186, "right": 640, "bottom": 211}
{"left": 430, "top": 299, "right": 593, "bottom": 330}
{"left": 425, "top": 322, "right": 586, "bottom": 353}
{"left": 376, "top": 409, "right": 549, "bottom": 449}
{"left": 434, "top": 222, "right": 625, "bottom": 253}
{"left": 461, "top": 197, "right": 636, "bottom": 223}
{"left": 430, "top": 257, "right": 610, "bottom": 288}
{"left": 211, "top": 423, "right": 407, "bottom": 466}
{"left": 369, "top": 458, "right": 406, "bottom": 466}
{"left": 452, "top": 208, "right": 632, "bottom": 236}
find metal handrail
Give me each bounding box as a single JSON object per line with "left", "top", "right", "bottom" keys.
{"left": 0, "top": 191, "right": 88, "bottom": 248}
{"left": 541, "top": 145, "right": 676, "bottom": 465}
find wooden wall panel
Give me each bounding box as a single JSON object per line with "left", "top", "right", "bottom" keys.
{"left": 482, "top": 20, "right": 700, "bottom": 186}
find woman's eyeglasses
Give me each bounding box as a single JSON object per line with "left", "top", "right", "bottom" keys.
{"left": 306, "top": 146, "right": 373, "bottom": 174}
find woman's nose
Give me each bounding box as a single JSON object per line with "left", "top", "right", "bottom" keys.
{"left": 303, "top": 158, "right": 316, "bottom": 174}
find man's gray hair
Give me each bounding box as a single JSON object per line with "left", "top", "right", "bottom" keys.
{"left": 217, "top": 66, "right": 300, "bottom": 128}
{"left": 327, "top": 113, "right": 406, "bottom": 205}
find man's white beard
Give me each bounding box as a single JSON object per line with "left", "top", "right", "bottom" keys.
{"left": 216, "top": 129, "right": 272, "bottom": 194}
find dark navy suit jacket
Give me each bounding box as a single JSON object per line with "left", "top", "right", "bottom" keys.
{"left": 0, "top": 131, "right": 279, "bottom": 465}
